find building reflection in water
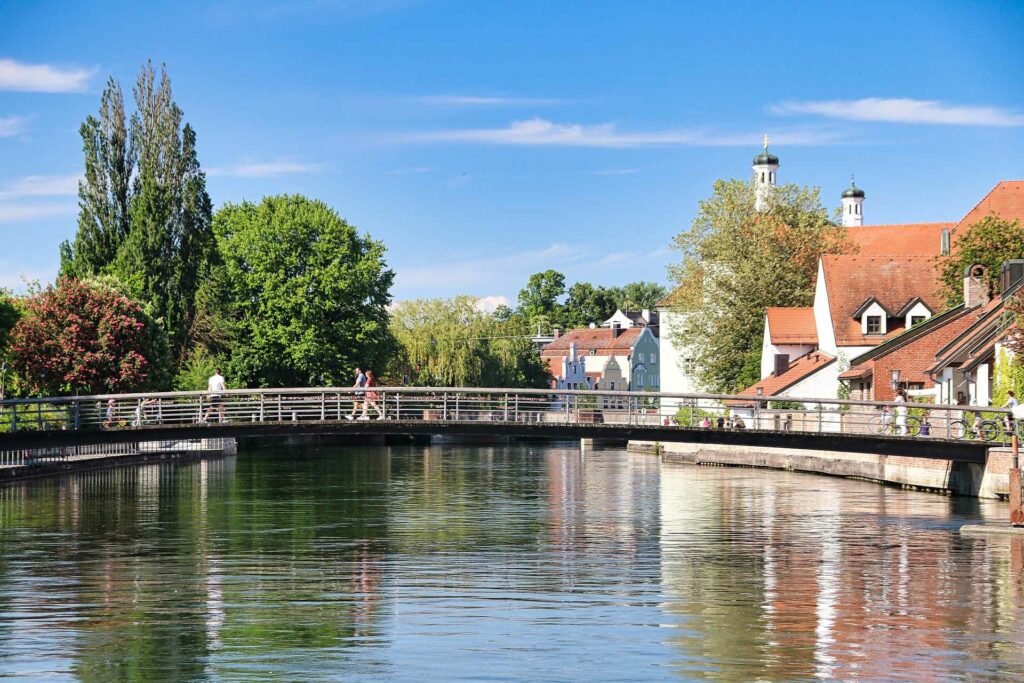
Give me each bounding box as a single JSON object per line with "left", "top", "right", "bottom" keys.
{"left": 659, "top": 464, "right": 1024, "bottom": 679}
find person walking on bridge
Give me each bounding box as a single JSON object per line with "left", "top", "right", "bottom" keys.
{"left": 347, "top": 367, "right": 367, "bottom": 420}
{"left": 203, "top": 368, "right": 227, "bottom": 424}
{"left": 360, "top": 370, "right": 384, "bottom": 420}
{"left": 894, "top": 388, "right": 908, "bottom": 436}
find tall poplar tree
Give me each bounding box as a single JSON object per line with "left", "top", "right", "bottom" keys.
{"left": 115, "top": 62, "right": 214, "bottom": 361}
{"left": 60, "top": 78, "right": 134, "bottom": 278}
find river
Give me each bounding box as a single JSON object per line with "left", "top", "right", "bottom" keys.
{"left": 0, "top": 444, "right": 1022, "bottom": 681}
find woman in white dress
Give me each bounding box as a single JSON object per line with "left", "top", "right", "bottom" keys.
{"left": 894, "top": 388, "right": 908, "bottom": 435}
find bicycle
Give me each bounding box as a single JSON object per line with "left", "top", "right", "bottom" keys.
{"left": 868, "top": 408, "right": 921, "bottom": 437}
{"left": 951, "top": 415, "right": 1024, "bottom": 442}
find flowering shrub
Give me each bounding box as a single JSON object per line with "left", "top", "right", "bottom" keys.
{"left": 9, "top": 278, "right": 170, "bottom": 396}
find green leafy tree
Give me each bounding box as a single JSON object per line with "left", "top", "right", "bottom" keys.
{"left": 0, "top": 291, "right": 19, "bottom": 354}
{"left": 388, "top": 296, "right": 548, "bottom": 387}
{"left": 115, "top": 62, "right": 214, "bottom": 361}
{"left": 59, "top": 62, "right": 214, "bottom": 365}
{"left": 517, "top": 270, "right": 566, "bottom": 326}
{"left": 213, "top": 195, "right": 394, "bottom": 387}
{"left": 562, "top": 282, "right": 618, "bottom": 328}
{"left": 668, "top": 179, "right": 849, "bottom": 393}
{"left": 617, "top": 281, "right": 667, "bottom": 310}
{"left": 61, "top": 78, "right": 134, "bottom": 278}
{"left": 939, "top": 215, "right": 1024, "bottom": 306}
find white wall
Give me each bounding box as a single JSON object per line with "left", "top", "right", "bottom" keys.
{"left": 903, "top": 301, "right": 932, "bottom": 329}
{"left": 813, "top": 259, "right": 837, "bottom": 354}
{"left": 859, "top": 301, "right": 889, "bottom": 336}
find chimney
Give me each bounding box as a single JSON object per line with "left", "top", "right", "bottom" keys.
{"left": 641, "top": 309, "right": 651, "bottom": 323}
{"left": 612, "top": 323, "right": 622, "bottom": 339}
{"left": 963, "top": 264, "right": 990, "bottom": 308}
{"left": 1000, "top": 260, "right": 1024, "bottom": 296}
{"left": 774, "top": 353, "right": 790, "bottom": 376}
{"left": 553, "top": 328, "right": 561, "bottom": 339}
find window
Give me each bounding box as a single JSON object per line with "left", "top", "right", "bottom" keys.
{"left": 589, "top": 348, "right": 596, "bottom": 356}
{"left": 638, "top": 352, "right": 645, "bottom": 362}
{"left": 683, "top": 358, "right": 694, "bottom": 374}
{"left": 910, "top": 315, "right": 926, "bottom": 327}
{"left": 636, "top": 375, "right": 644, "bottom": 387}
{"left": 866, "top": 316, "right": 882, "bottom": 334}
{"left": 651, "top": 353, "right": 657, "bottom": 363}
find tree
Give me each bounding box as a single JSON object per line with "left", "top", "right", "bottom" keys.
{"left": 388, "top": 296, "right": 548, "bottom": 387}
{"left": 0, "top": 291, "right": 18, "bottom": 354}
{"left": 61, "top": 78, "right": 134, "bottom": 279}
{"left": 7, "top": 278, "right": 171, "bottom": 396}
{"left": 213, "top": 195, "right": 394, "bottom": 387}
{"left": 517, "top": 270, "right": 566, "bottom": 325}
{"left": 668, "top": 179, "right": 849, "bottom": 393}
{"left": 939, "top": 215, "right": 1024, "bottom": 306}
{"left": 562, "top": 282, "right": 618, "bottom": 328}
{"left": 58, "top": 63, "right": 214, "bottom": 366}
{"left": 115, "top": 62, "right": 214, "bottom": 361}
{"left": 617, "top": 281, "right": 667, "bottom": 310}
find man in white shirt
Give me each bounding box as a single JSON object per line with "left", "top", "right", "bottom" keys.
{"left": 203, "top": 368, "right": 227, "bottom": 423}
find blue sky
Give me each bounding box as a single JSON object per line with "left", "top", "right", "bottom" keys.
{"left": 2, "top": 1, "right": 1023, "bottom": 306}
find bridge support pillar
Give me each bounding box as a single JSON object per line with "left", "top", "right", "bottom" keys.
{"left": 1011, "top": 435, "right": 1023, "bottom": 527}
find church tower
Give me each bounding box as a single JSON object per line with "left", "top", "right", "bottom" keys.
{"left": 752, "top": 134, "right": 779, "bottom": 212}
{"left": 841, "top": 176, "right": 865, "bottom": 227}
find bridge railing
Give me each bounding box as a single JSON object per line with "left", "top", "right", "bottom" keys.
{"left": 0, "top": 386, "right": 1016, "bottom": 444}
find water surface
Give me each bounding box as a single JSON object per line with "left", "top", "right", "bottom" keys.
{"left": 0, "top": 444, "right": 1022, "bottom": 681}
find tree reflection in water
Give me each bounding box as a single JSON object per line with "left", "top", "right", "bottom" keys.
{"left": 0, "top": 444, "right": 1021, "bottom": 680}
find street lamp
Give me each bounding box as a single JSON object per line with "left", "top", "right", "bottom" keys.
{"left": 891, "top": 368, "right": 900, "bottom": 391}
{"left": 0, "top": 361, "right": 6, "bottom": 415}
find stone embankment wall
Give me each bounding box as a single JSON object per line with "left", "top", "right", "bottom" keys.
{"left": 630, "top": 440, "right": 1011, "bottom": 499}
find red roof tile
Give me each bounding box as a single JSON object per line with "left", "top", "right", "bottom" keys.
{"left": 821, "top": 255, "right": 946, "bottom": 347}
{"left": 846, "top": 222, "right": 954, "bottom": 256}
{"left": 766, "top": 307, "right": 817, "bottom": 344}
{"left": 954, "top": 181, "right": 1024, "bottom": 235}
{"left": 541, "top": 327, "right": 643, "bottom": 356}
{"left": 729, "top": 350, "right": 835, "bottom": 403}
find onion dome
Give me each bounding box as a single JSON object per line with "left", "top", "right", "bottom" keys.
{"left": 842, "top": 178, "right": 865, "bottom": 198}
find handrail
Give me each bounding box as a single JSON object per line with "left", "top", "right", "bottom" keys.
{"left": 0, "top": 385, "right": 1011, "bottom": 415}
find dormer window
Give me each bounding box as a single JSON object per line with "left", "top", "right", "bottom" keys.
{"left": 866, "top": 316, "right": 882, "bottom": 334}
{"left": 910, "top": 315, "right": 926, "bottom": 327}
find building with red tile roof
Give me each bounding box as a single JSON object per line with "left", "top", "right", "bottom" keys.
{"left": 727, "top": 350, "right": 836, "bottom": 406}
{"left": 541, "top": 326, "right": 660, "bottom": 392}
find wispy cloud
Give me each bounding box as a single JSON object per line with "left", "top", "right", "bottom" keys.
{"left": 398, "top": 242, "right": 582, "bottom": 292}
{"left": 389, "top": 166, "right": 436, "bottom": 175}
{"left": 0, "top": 58, "right": 95, "bottom": 93}
{"left": 0, "top": 174, "right": 80, "bottom": 201}
{"left": 206, "top": 160, "right": 325, "bottom": 178}
{"left": 396, "top": 118, "right": 844, "bottom": 148}
{"left": 0, "top": 260, "right": 51, "bottom": 291}
{"left": 0, "top": 203, "right": 76, "bottom": 223}
{"left": 208, "top": 0, "right": 418, "bottom": 22}
{"left": 414, "top": 95, "right": 566, "bottom": 107}
{"left": 589, "top": 168, "right": 640, "bottom": 176}
{"left": 772, "top": 97, "right": 1024, "bottom": 127}
{"left": 0, "top": 115, "right": 30, "bottom": 137}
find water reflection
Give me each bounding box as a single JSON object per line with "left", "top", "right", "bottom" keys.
{"left": 0, "top": 445, "right": 1021, "bottom": 680}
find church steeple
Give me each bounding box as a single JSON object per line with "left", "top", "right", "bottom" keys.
{"left": 841, "top": 174, "right": 865, "bottom": 227}
{"left": 752, "top": 134, "right": 779, "bottom": 211}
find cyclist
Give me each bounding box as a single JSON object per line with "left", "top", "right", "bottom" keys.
{"left": 1002, "top": 391, "right": 1019, "bottom": 434}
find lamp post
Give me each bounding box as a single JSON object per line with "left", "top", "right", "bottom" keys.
{"left": 0, "top": 361, "right": 6, "bottom": 413}
{"left": 891, "top": 368, "right": 900, "bottom": 392}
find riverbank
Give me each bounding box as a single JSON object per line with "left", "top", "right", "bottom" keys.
{"left": 630, "top": 440, "right": 1012, "bottom": 499}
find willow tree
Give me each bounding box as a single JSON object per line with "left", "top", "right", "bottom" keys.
{"left": 668, "top": 179, "right": 849, "bottom": 393}
{"left": 389, "top": 297, "right": 548, "bottom": 388}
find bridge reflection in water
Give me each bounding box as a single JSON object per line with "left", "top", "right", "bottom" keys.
{"left": 0, "top": 387, "right": 1008, "bottom": 467}
{"left": 0, "top": 445, "right": 1021, "bottom": 679}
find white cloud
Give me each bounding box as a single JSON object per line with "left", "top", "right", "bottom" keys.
{"left": 589, "top": 168, "right": 640, "bottom": 176}
{"left": 397, "top": 118, "right": 844, "bottom": 148}
{"left": 206, "top": 160, "right": 325, "bottom": 178}
{"left": 771, "top": 97, "right": 1024, "bottom": 127}
{"left": 414, "top": 95, "right": 565, "bottom": 107}
{"left": 0, "top": 115, "right": 29, "bottom": 137}
{"left": 0, "top": 174, "right": 80, "bottom": 201}
{"left": 474, "top": 295, "right": 509, "bottom": 313}
{"left": 0, "top": 58, "right": 95, "bottom": 93}
{"left": 0, "top": 203, "right": 76, "bottom": 223}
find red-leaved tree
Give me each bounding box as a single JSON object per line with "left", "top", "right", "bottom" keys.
{"left": 9, "top": 278, "right": 171, "bottom": 396}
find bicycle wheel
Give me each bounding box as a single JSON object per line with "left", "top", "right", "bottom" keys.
{"left": 868, "top": 414, "right": 889, "bottom": 435}
{"left": 949, "top": 420, "right": 969, "bottom": 440}
{"left": 978, "top": 421, "right": 1001, "bottom": 442}
{"left": 904, "top": 416, "right": 921, "bottom": 437}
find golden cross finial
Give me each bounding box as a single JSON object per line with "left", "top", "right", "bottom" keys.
{"left": 762, "top": 133, "right": 770, "bottom": 152}
{"left": 850, "top": 173, "right": 856, "bottom": 186}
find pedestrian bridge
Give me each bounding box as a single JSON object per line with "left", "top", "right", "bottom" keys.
{"left": 0, "top": 387, "right": 1008, "bottom": 467}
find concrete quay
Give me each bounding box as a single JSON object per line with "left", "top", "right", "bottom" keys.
{"left": 632, "top": 439, "right": 1013, "bottom": 499}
